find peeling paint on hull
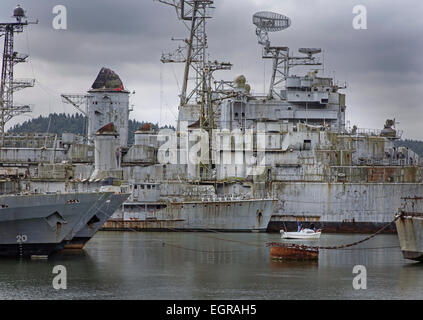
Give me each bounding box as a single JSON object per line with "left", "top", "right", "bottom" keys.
{"left": 103, "top": 199, "right": 275, "bottom": 232}
{"left": 270, "top": 182, "right": 423, "bottom": 233}
{"left": 396, "top": 215, "right": 423, "bottom": 261}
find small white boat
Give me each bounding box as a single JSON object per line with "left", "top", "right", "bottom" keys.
{"left": 280, "top": 228, "right": 322, "bottom": 240}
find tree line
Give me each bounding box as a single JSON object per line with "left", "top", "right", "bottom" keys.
{"left": 7, "top": 113, "right": 174, "bottom": 145}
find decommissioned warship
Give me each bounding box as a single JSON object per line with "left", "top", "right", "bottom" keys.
{"left": 0, "top": 4, "right": 274, "bottom": 234}
{"left": 1, "top": 2, "right": 422, "bottom": 236}
{"left": 0, "top": 6, "right": 129, "bottom": 257}
{"left": 104, "top": 1, "right": 423, "bottom": 233}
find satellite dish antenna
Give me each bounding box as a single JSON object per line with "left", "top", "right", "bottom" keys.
{"left": 252, "top": 11, "right": 291, "bottom": 47}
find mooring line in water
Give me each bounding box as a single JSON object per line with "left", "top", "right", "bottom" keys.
{"left": 337, "top": 245, "right": 400, "bottom": 251}
{"left": 269, "top": 215, "right": 402, "bottom": 252}
{"left": 107, "top": 217, "right": 401, "bottom": 254}
{"left": 163, "top": 227, "right": 265, "bottom": 248}
{"left": 108, "top": 220, "right": 262, "bottom": 253}
{"left": 317, "top": 215, "right": 401, "bottom": 250}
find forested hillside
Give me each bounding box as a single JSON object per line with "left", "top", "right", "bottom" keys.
{"left": 7, "top": 113, "right": 173, "bottom": 145}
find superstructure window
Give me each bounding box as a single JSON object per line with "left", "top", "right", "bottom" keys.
{"left": 303, "top": 140, "right": 311, "bottom": 150}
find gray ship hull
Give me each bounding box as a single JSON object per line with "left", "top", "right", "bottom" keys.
{"left": 63, "top": 192, "right": 114, "bottom": 241}
{"left": 396, "top": 215, "right": 423, "bottom": 261}
{"left": 103, "top": 199, "right": 275, "bottom": 232}
{"left": 64, "top": 193, "right": 130, "bottom": 249}
{"left": 0, "top": 192, "right": 112, "bottom": 257}
{"left": 268, "top": 182, "right": 423, "bottom": 233}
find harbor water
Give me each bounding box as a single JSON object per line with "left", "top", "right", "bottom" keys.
{"left": 0, "top": 232, "right": 422, "bottom": 300}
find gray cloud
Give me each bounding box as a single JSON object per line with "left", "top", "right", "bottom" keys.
{"left": 1, "top": 0, "right": 422, "bottom": 139}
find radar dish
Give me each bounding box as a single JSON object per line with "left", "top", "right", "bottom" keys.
{"left": 252, "top": 11, "right": 291, "bottom": 32}
{"left": 298, "top": 48, "right": 322, "bottom": 55}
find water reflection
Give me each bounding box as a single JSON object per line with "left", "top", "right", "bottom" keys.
{"left": 0, "top": 232, "right": 421, "bottom": 299}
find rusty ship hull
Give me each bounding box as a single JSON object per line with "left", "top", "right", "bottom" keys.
{"left": 103, "top": 199, "right": 275, "bottom": 232}
{"left": 395, "top": 197, "right": 423, "bottom": 261}
{"left": 396, "top": 215, "right": 423, "bottom": 261}
{"left": 267, "top": 182, "right": 423, "bottom": 233}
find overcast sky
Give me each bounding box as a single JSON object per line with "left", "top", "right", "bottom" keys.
{"left": 1, "top": 0, "right": 422, "bottom": 139}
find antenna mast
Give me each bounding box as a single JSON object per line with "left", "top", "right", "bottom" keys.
{"left": 158, "top": 0, "right": 214, "bottom": 107}
{"left": 158, "top": 0, "right": 232, "bottom": 180}
{"left": 253, "top": 11, "right": 321, "bottom": 99}
{"left": 158, "top": 1, "right": 231, "bottom": 125}
{"left": 0, "top": 5, "right": 38, "bottom": 145}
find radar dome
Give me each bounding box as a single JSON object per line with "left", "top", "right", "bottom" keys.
{"left": 234, "top": 75, "right": 246, "bottom": 87}
{"left": 13, "top": 5, "right": 25, "bottom": 19}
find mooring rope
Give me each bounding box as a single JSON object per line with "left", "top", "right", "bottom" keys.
{"left": 268, "top": 214, "right": 402, "bottom": 251}
{"left": 101, "top": 212, "right": 402, "bottom": 253}
{"left": 337, "top": 245, "right": 400, "bottom": 251}
{"left": 106, "top": 220, "right": 266, "bottom": 252}
{"left": 164, "top": 226, "right": 264, "bottom": 247}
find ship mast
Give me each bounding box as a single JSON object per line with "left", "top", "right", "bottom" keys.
{"left": 0, "top": 5, "right": 38, "bottom": 145}
{"left": 253, "top": 12, "right": 322, "bottom": 99}
{"left": 158, "top": 0, "right": 212, "bottom": 107}
{"left": 158, "top": 0, "right": 231, "bottom": 178}
{"left": 157, "top": 1, "right": 231, "bottom": 116}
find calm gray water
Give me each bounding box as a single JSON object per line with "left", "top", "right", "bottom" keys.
{"left": 0, "top": 231, "right": 422, "bottom": 300}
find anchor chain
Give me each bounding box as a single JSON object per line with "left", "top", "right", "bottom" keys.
{"left": 268, "top": 214, "right": 402, "bottom": 251}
